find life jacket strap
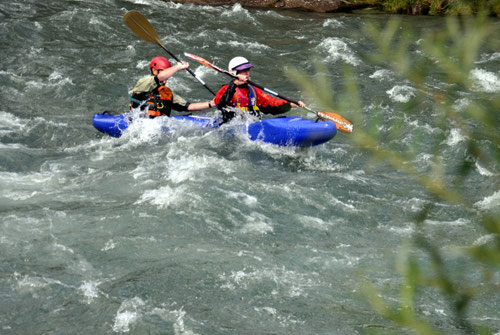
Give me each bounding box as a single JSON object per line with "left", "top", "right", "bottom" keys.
{"left": 130, "top": 96, "right": 146, "bottom": 106}
{"left": 234, "top": 85, "right": 260, "bottom": 115}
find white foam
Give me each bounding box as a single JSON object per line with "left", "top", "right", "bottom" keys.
{"left": 25, "top": 70, "right": 74, "bottom": 89}
{"left": 222, "top": 3, "right": 256, "bottom": 24}
{"left": 476, "top": 52, "right": 500, "bottom": 64}
{"left": 171, "top": 308, "right": 197, "bottom": 335}
{"left": 122, "top": 112, "right": 219, "bottom": 145}
{"left": 137, "top": 185, "right": 187, "bottom": 208}
{"left": 0, "top": 111, "right": 25, "bottom": 136}
{"left": 193, "top": 65, "right": 213, "bottom": 80}
{"left": 165, "top": 154, "right": 234, "bottom": 184}
{"left": 391, "top": 225, "right": 415, "bottom": 235}
{"left": 329, "top": 196, "right": 357, "bottom": 211}
{"left": 324, "top": 254, "right": 361, "bottom": 267}
{"left": 473, "top": 234, "right": 496, "bottom": 246}
{"left": 424, "top": 218, "right": 469, "bottom": 226}
{"left": 16, "top": 274, "right": 51, "bottom": 290}
{"left": 297, "top": 215, "right": 333, "bottom": 231}
{"left": 79, "top": 280, "right": 101, "bottom": 304}
{"left": 216, "top": 39, "right": 270, "bottom": 51}
{"left": 209, "top": 3, "right": 258, "bottom": 26}
{"left": 369, "top": 69, "right": 394, "bottom": 81}
{"left": 122, "top": 0, "right": 153, "bottom": 6}
{"left": 2, "top": 189, "right": 38, "bottom": 201}
{"left": 322, "top": 18, "right": 343, "bottom": 28}
{"left": 444, "top": 128, "right": 466, "bottom": 146}
{"left": 475, "top": 161, "right": 494, "bottom": 176}
{"left": 316, "top": 37, "right": 360, "bottom": 66}
{"left": 415, "top": 153, "right": 433, "bottom": 168}
{"left": 219, "top": 266, "right": 320, "bottom": 298}
{"left": 136, "top": 60, "right": 149, "bottom": 69}
{"left": 226, "top": 190, "right": 258, "bottom": 207}
{"left": 112, "top": 297, "right": 145, "bottom": 333}
{"left": 386, "top": 85, "right": 416, "bottom": 103}
{"left": 241, "top": 212, "right": 274, "bottom": 235}
{"left": 435, "top": 309, "right": 448, "bottom": 316}
{"left": 124, "top": 117, "right": 164, "bottom": 144}
{"left": 469, "top": 68, "right": 500, "bottom": 93}
{"left": 475, "top": 190, "right": 500, "bottom": 211}
{"left": 53, "top": 242, "right": 74, "bottom": 254}
{"left": 14, "top": 272, "right": 70, "bottom": 293}
{"left": 452, "top": 98, "right": 471, "bottom": 112}
{"left": 102, "top": 239, "right": 116, "bottom": 251}
{"left": 111, "top": 296, "right": 200, "bottom": 333}
{"left": 166, "top": 166, "right": 194, "bottom": 185}
{"left": 237, "top": 250, "right": 263, "bottom": 262}
{"left": 0, "top": 171, "right": 52, "bottom": 202}
{"left": 256, "top": 306, "right": 276, "bottom": 315}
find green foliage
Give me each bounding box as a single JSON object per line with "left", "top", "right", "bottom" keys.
{"left": 358, "top": 15, "right": 500, "bottom": 334}
{"left": 376, "top": 0, "right": 500, "bottom": 15}
{"left": 289, "top": 13, "right": 499, "bottom": 335}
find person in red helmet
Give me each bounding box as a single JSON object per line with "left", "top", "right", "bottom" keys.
{"left": 130, "top": 56, "right": 215, "bottom": 117}
{"left": 212, "top": 56, "right": 306, "bottom": 123}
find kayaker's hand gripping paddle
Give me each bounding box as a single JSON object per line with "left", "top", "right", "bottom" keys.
{"left": 184, "top": 52, "right": 353, "bottom": 134}
{"left": 123, "top": 10, "right": 216, "bottom": 96}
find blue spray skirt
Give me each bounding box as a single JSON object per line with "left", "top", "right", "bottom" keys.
{"left": 92, "top": 113, "right": 337, "bottom": 147}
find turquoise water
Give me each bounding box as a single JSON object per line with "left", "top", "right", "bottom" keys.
{"left": 1, "top": 1, "right": 499, "bottom": 334}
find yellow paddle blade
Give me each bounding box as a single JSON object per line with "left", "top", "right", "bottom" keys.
{"left": 123, "top": 10, "right": 162, "bottom": 46}
{"left": 317, "top": 111, "right": 353, "bottom": 133}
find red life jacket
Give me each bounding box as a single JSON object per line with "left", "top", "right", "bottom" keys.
{"left": 231, "top": 85, "right": 260, "bottom": 114}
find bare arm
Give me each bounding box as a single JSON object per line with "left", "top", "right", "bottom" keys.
{"left": 156, "top": 61, "right": 190, "bottom": 82}
{"left": 187, "top": 99, "right": 215, "bottom": 111}
{"left": 291, "top": 101, "right": 306, "bottom": 108}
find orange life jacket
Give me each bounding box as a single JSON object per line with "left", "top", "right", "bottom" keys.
{"left": 130, "top": 84, "right": 173, "bottom": 117}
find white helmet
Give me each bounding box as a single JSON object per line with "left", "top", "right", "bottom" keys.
{"left": 228, "top": 56, "right": 253, "bottom": 74}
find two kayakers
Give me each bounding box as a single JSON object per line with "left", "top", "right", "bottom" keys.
{"left": 211, "top": 56, "right": 306, "bottom": 123}
{"left": 130, "top": 56, "right": 215, "bottom": 117}
{"left": 130, "top": 55, "right": 305, "bottom": 123}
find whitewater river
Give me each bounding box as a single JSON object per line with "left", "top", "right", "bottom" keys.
{"left": 1, "top": 0, "right": 499, "bottom": 334}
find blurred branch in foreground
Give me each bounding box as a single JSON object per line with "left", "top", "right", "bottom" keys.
{"left": 289, "top": 12, "right": 499, "bottom": 334}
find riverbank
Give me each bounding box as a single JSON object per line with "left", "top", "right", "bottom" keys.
{"left": 167, "top": 0, "right": 367, "bottom": 13}
{"left": 166, "top": 0, "right": 500, "bottom": 15}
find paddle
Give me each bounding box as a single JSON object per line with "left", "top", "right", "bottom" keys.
{"left": 184, "top": 52, "right": 353, "bottom": 133}
{"left": 123, "top": 10, "right": 216, "bottom": 96}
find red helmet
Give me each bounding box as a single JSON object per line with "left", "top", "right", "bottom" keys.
{"left": 149, "top": 56, "right": 171, "bottom": 71}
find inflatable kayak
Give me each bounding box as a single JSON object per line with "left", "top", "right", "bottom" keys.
{"left": 92, "top": 113, "right": 337, "bottom": 147}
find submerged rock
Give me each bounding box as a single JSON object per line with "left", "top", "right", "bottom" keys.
{"left": 167, "top": 0, "right": 369, "bottom": 13}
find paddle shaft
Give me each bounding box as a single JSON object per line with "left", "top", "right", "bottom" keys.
{"left": 185, "top": 53, "right": 301, "bottom": 104}
{"left": 184, "top": 52, "right": 353, "bottom": 132}
{"left": 123, "top": 11, "right": 216, "bottom": 96}
{"left": 246, "top": 83, "right": 353, "bottom": 133}
{"left": 158, "top": 45, "right": 216, "bottom": 96}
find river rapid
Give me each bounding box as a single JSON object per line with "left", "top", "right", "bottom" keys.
{"left": 1, "top": 0, "right": 499, "bottom": 334}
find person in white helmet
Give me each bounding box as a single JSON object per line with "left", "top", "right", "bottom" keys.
{"left": 211, "top": 56, "right": 306, "bottom": 123}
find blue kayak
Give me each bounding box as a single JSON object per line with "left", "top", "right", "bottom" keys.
{"left": 92, "top": 113, "right": 337, "bottom": 147}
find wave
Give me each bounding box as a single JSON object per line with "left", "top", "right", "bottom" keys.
{"left": 386, "top": 85, "right": 416, "bottom": 103}
{"left": 476, "top": 51, "right": 500, "bottom": 64}
{"left": 0, "top": 111, "right": 25, "bottom": 136}
{"left": 444, "top": 128, "right": 466, "bottom": 146}
{"left": 475, "top": 190, "right": 500, "bottom": 211}
{"left": 315, "top": 37, "right": 360, "bottom": 66}
{"left": 469, "top": 68, "right": 500, "bottom": 93}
